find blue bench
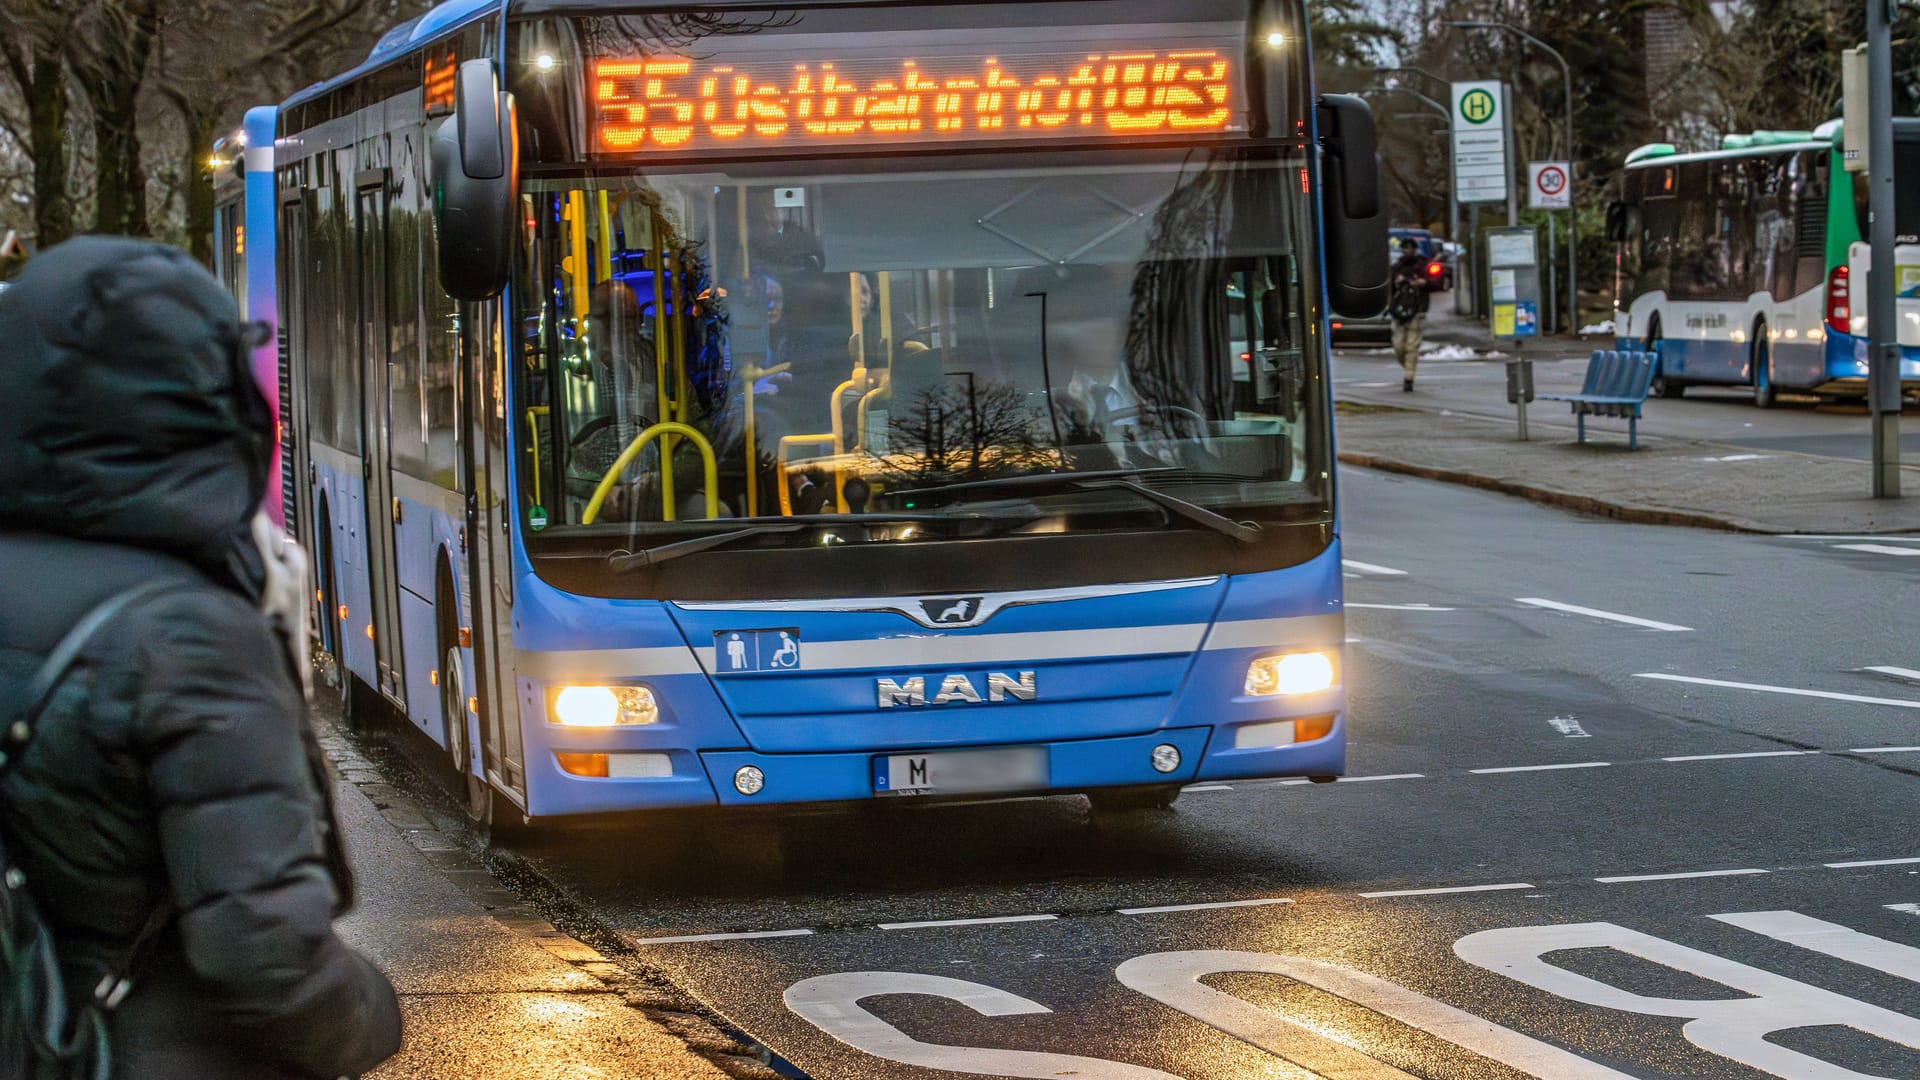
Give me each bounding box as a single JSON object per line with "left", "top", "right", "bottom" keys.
{"left": 1538, "top": 349, "right": 1656, "bottom": 449}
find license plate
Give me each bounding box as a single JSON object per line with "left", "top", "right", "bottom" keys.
{"left": 874, "top": 747, "right": 1047, "bottom": 796}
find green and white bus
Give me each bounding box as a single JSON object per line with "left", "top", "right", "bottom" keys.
{"left": 1609, "top": 118, "right": 1920, "bottom": 405}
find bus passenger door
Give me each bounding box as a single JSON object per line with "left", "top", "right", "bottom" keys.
{"left": 356, "top": 172, "right": 406, "bottom": 706}
{"left": 464, "top": 299, "right": 527, "bottom": 807}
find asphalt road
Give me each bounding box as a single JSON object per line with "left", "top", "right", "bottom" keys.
{"left": 1334, "top": 300, "right": 1920, "bottom": 464}
{"left": 490, "top": 467, "right": 1920, "bottom": 1079}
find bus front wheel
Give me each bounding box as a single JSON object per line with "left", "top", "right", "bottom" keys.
{"left": 1087, "top": 784, "right": 1182, "bottom": 814}
{"left": 1752, "top": 328, "right": 1777, "bottom": 409}
{"left": 1647, "top": 329, "right": 1684, "bottom": 398}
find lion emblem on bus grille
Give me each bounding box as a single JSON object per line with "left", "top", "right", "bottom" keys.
{"left": 922, "top": 597, "right": 980, "bottom": 624}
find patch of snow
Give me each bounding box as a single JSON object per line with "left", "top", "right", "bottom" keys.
{"left": 1579, "top": 320, "right": 1616, "bottom": 334}
{"left": 1419, "top": 344, "right": 1506, "bottom": 361}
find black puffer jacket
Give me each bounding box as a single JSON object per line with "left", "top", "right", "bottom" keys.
{"left": 0, "top": 238, "right": 401, "bottom": 1079}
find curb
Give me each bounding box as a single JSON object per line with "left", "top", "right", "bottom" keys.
{"left": 318, "top": 718, "right": 793, "bottom": 1080}
{"left": 1336, "top": 451, "right": 1772, "bottom": 533}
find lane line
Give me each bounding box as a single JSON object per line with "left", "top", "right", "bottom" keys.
{"left": 1118, "top": 898, "right": 1294, "bottom": 915}
{"left": 1835, "top": 543, "right": 1920, "bottom": 556}
{"left": 1662, "top": 750, "right": 1823, "bottom": 762}
{"left": 1595, "top": 868, "right": 1768, "bottom": 883}
{"left": 1825, "top": 857, "right": 1920, "bottom": 868}
{"left": 1515, "top": 598, "right": 1692, "bottom": 632}
{"left": 1851, "top": 745, "right": 1920, "bottom": 754}
{"left": 1342, "top": 559, "right": 1408, "bottom": 576}
{"left": 1360, "top": 882, "right": 1534, "bottom": 898}
{"left": 1276, "top": 773, "right": 1424, "bottom": 786}
{"left": 1865, "top": 666, "right": 1920, "bottom": 682}
{"left": 1470, "top": 762, "right": 1611, "bottom": 774}
{"left": 1788, "top": 534, "right": 1920, "bottom": 542}
{"left": 877, "top": 914, "right": 1058, "bottom": 931}
{"left": 1182, "top": 784, "right": 1235, "bottom": 793}
{"left": 632, "top": 929, "right": 814, "bottom": 945}
{"left": 1635, "top": 673, "right": 1920, "bottom": 709}
{"left": 1889, "top": 904, "right": 1920, "bottom": 916}
{"left": 1347, "top": 602, "right": 1458, "bottom": 611}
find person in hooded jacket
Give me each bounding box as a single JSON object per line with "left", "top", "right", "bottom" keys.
{"left": 0, "top": 237, "right": 401, "bottom": 1078}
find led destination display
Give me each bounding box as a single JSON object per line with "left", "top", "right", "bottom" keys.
{"left": 591, "top": 47, "right": 1239, "bottom": 152}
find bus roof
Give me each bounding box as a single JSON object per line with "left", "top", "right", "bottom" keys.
{"left": 1623, "top": 135, "right": 1832, "bottom": 170}
{"left": 283, "top": 0, "right": 500, "bottom": 111}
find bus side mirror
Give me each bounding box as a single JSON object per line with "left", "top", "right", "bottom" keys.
{"left": 1316, "top": 94, "right": 1390, "bottom": 318}
{"left": 1605, "top": 201, "right": 1628, "bottom": 244}
{"left": 432, "top": 59, "right": 518, "bottom": 301}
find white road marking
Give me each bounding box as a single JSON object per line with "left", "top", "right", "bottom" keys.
{"left": 1636, "top": 673, "right": 1920, "bottom": 709}
{"left": 1711, "top": 910, "right": 1920, "bottom": 985}
{"left": 1346, "top": 602, "right": 1458, "bottom": 611}
{"left": 1835, "top": 543, "right": 1920, "bottom": 556}
{"left": 1342, "top": 559, "right": 1408, "bottom": 576}
{"left": 1181, "top": 784, "right": 1234, "bottom": 793}
{"left": 1277, "top": 772, "right": 1426, "bottom": 786}
{"left": 1550, "top": 715, "right": 1591, "bottom": 738}
{"left": 877, "top": 914, "right": 1058, "bottom": 931}
{"left": 1790, "top": 534, "right": 1920, "bottom": 542}
{"left": 632, "top": 928, "right": 814, "bottom": 945}
{"left": 1470, "top": 762, "right": 1611, "bottom": 774}
{"left": 1594, "top": 868, "right": 1769, "bottom": 883}
{"left": 1515, "top": 598, "right": 1692, "bottom": 632}
{"left": 1865, "top": 665, "right": 1920, "bottom": 683}
{"left": 1889, "top": 904, "right": 1920, "bottom": 916}
{"left": 1662, "top": 750, "right": 1822, "bottom": 762}
{"left": 1117, "top": 898, "right": 1294, "bottom": 915}
{"left": 1824, "top": 856, "right": 1920, "bottom": 868}
{"left": 1851, "top": 745, "right": 1920, "bottom": 753}
{"left": 1360, "top": 882, "right": 1535, "bottom": 898}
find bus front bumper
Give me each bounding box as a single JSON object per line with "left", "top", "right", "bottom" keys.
{"left": 522, "top": 716, "right": 1345, "bottom": 814}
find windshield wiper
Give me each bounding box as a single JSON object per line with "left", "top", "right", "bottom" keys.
{"left": 893, "top": 471, "right": 1263, "bottom": 545}
{"left": 607, "top": 523, "right": 808, "bottom": 573}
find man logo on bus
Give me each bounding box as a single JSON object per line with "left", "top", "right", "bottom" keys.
{"left": 922, "top": 597, "right": 980, "bottom": 624}
{"left": 1460, "top": 88, "right": 1496, "bottom": 124}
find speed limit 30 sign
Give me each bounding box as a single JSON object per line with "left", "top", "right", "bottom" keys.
{"left": 1528, "top": 161, "right": 1571, "bottom": 210}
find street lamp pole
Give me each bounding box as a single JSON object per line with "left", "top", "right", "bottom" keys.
{"left": 1447, "top": 21, "right": 1577, "bottom": 333}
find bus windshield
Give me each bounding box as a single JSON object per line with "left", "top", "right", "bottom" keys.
{"left": 509, "top": 0, "right": 1324, "bottom": 563}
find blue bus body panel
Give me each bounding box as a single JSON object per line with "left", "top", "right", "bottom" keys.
{"left": 511, "top": 541, "right": 1347, "bottom": 816}
{"left": 1824, "top": 331, "right": 1920, "bottom": 386}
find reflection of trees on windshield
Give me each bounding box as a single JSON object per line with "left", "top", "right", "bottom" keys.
{"left": 872, "top": 379, "right": 1057, "bottom": 489}
{"left": 1123, "top": 152, "right": 1256, "bottom": 439}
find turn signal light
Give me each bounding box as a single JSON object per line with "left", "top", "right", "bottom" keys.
{"left": 551, "top": 685, "right": 660, "bottom": 726}
{"left": 556, "top": 752, "right": 609, "bottom": 777}
{"left": 1245, "top": 651, "right": 1338, "bottom": 696}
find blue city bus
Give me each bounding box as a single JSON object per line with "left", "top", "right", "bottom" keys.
{"left": 1610, "top": 120, "right": 1920, "bottom": 404}
{"left": 211, "top": 107, "right": 287, "bottom": 527}
{"left": 222, "top": 0, "right": 1386, "bottom": 833}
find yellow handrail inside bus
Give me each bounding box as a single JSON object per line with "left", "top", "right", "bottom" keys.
{"left": 738, "top": 361, "right": 792, "bottom": 518}
{"left": 581, "top": 421, "right": 718, "bottom": 525}
{"left": 524, "top": 406, "right": 549, "bottom": 505}
{"left": 826, "top": 378, "right": 859, "bottom": 513}
{"left": 775, "top": 434, "right": 837, "bottom": 516}
{"left": 855, "top": 381, "right": 888, "bottom": 448}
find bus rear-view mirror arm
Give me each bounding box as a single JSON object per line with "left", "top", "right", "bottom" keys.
{"left": 432, "top": 58, "right": 519, "bottom": 302}
{"left": 1316, "top": 94, "right": 1390, "bottom": 318}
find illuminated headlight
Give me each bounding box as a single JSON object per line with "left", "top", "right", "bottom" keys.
{"left": 551, "top": 685, "right": 660, "bottom": 726}
{"left": 1244, "top": 651, "right": 1338, "bottom": 696}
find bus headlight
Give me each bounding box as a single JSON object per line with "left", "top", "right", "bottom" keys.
{"left": 1244, "top": 651, "right": 1337, "bottom": 696}
{"left": 552, "top": 685, "right": 660, "bottom": 726}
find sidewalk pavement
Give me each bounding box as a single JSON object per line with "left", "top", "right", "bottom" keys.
{"left": 1336, "top": 403, "right": 1920, "bottom": 534}
{"left": 319, "top": 725, "right": 749, "bottom": 1080}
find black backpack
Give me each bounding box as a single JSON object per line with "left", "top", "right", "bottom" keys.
{"left": 1, "top": 583, "right": 171, "bottom": 1080}
{"left": 1389, "top": 277, "right": 1425, "bottom": 321}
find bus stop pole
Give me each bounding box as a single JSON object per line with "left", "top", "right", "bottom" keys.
{"left": 1868, "top": 0, "right": 1901, "bottom": 497}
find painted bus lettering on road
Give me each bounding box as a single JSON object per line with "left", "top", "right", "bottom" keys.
{"left": 785, "top": 911, "right": 1920, "bottom": 1078}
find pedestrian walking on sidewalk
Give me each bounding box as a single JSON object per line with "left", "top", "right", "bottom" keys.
{"left": 1389, "top": 238, "right": 1430, "bottom": 391}
{"left": 0, "top": 237, "right": 401, "bottom": 1079}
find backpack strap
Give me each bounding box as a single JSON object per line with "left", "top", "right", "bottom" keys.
{"left": 20, "top": 580, "right": 176, "bottom": 736}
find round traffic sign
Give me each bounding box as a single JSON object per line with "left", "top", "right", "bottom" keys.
{"left": 1459, "top": 88, "right": 1497, "bottom": 124}
{"left": 1535, "top": 165, "right": 1567, "bottom": 195}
